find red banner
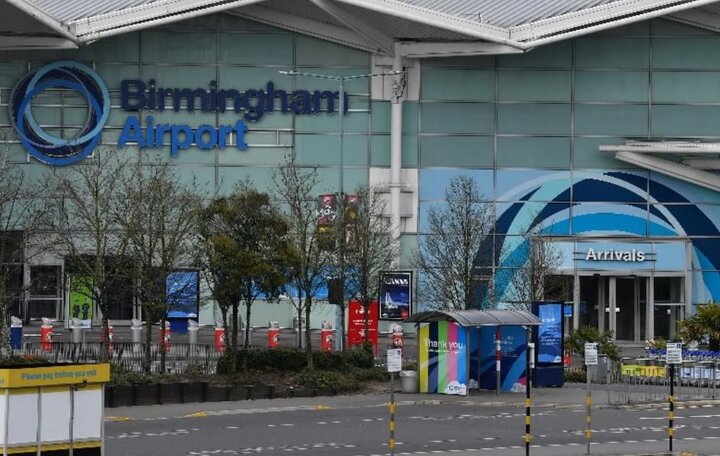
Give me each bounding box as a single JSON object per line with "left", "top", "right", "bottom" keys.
{"left": 347, "top": 299, "right": 378, "bottom": 354}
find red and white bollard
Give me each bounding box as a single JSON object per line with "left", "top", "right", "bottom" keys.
{"left": 321, "top": 329, "right": 333, "bottom": 352}
{"left": 214, "top": 325, "right": 226, "bottom": 353}
{"left": 268, "top": 323, "right": 280, "bottom": 348}
{"left": 159, "top": 320, "right": 171, "bottom": 352}
{"left": 41, "top": 318, "right": 53, "bottom": 352}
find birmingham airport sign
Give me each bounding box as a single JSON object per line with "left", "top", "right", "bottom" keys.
{"left": 10, "top": 61, "right": 348, "bottom": 166}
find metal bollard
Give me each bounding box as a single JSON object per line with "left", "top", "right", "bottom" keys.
{"left": 71, "top": 318, "right": 83, "bottom": 344}
{"left": 188, "top": 319, "right": 199, "bottom": 345}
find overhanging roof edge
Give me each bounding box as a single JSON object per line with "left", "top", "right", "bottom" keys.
{"left": 406, "top": 309, "right": 542, "bottom": 327}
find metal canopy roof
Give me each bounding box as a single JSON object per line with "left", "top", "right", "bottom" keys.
{"left": 406, "top": 309, "right": 542, "bottom": 327}
{"left": 3, "top": 0, "right": 720, "bottom": 54}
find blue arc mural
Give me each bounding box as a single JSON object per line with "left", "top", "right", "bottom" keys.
{"left": 462, "top": 171, "right": 720, "bottom": 309}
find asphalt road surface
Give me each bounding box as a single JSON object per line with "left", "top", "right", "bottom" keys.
{"left": 106, "top": 394, "right": 720, "bottom": 456}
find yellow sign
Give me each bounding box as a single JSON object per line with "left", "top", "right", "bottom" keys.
{"left": 0, "top": 364, "right": 110, "bottom": 388}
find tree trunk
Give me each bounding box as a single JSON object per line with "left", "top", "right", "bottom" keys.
{"left": 243, "top": 301, "right": 252, "bottom": 372}
{"left": 363, "top": 298, "right": 370, "bottom": 345}
{"left": 143, "top": 315, "right": 153, "bottom": 374}
{"left": 297, "top": 307, "right": 303, "bottom": 349}
{"left": 340, "top": 304, "right": 346, "bottom": 351}
{"left": 231, "top": 302, "right": 239, "bottom": 349}
{"left": 159, "top": 315, "right": 167, "bottom": 374}
{"left": 304, "top": 296, "right": 313, "bottom": 369}
{"left": 100, "top": 314, "right": 109, "bottom": 363}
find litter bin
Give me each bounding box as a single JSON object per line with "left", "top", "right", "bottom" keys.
{"left": 399, "top": 370, "right": 417, "bottom": 393}
{"left": 71, "top": 318, "right": 83, "bottom": 344}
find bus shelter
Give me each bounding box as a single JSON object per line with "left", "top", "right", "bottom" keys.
{"left": 407, "top": 310, "right": 542, "bottom": 396}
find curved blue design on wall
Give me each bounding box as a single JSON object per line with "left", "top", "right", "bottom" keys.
{"left": 470, "top": 171, "right": 720, "bottom": 309}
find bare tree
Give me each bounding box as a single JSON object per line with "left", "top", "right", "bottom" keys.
{"left": 0, "top": 129, "right": 46, "bottom": 357}
{"left": 51, "top": 150, "right": 132, "bottom": 360}
{"left": 414, "top": 175, "right": 494, "bottom": 310}
{"left": 342, "top": 186, "right": 399, "bottom": 345}
{"left": 117, "top": 162, "right": 201, "bottom": 373}
{"left": 273, "top": 152, "right": 328, "bottom": 368}
{"left": 499, "top": 225, "right": 563, "bottom": 312}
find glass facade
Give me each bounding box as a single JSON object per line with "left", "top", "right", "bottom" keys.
{"left": 1, "top": 14, "right": 720, "bottom": 337}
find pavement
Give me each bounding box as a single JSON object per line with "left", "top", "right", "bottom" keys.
{"left": 106, "top": 382, "right": 720, "bottom": 422}
{"left": 105, "top": 386, "right": 720, "bottom": 456}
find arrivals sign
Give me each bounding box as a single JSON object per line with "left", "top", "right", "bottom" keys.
{"left": 10, "top": 61, "right": 349, "bottom": 166}
{"left": 378, "top": 271, "right": 412, "bottom": 320}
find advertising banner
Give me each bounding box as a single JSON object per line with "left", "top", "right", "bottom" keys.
{"left": 477, "top": 326, "right": 528, "bottom": 393}
{"left": 534, "top": 302, "right": 563, "bottom": 365}
{"left": 378, "top": 271, "right": 412, "bottom": 320}
{"left": 166, "top": 271, "right": 199, "bottom": 319}
{"left": 317, "top": 194, "right": 337, "bottom": 249}
{"left": 347, "top": 299, "right": 378, "bottom": 354}
{"left": 418, "top": 321, "right": 468, "bottom": 396}
{"left": 68, "top": 276, "right": 93, "bottom": 327}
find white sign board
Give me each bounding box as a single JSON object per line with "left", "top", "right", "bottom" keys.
{"left": 666, "top": 342, "right": 683, "bottom": 365}
{"left": 386, "top": 348, "right": 402, "bottom": 373}
{"left": 584, "top": 343, "right": 598, "bottom": 366}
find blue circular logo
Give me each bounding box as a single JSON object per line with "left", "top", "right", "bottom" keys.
{"left": 9, "top": 61, "right": 110, "bottom": 166}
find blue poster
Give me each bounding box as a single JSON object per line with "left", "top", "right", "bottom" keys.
{"left": 166, "top": 270, "right": 199, "bottom": 318}
{"left": 477, "top": 326, "right": 528, "bottom": 392}
{"left": 379, "top": 271, "right": 412, "bottom": 320}
{"left": 536, "top": 302, "right": 563, "bottom": 365}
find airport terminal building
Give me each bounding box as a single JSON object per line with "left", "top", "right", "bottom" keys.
{"left": 3, "top": 0, "right": 720, "bottom": 345}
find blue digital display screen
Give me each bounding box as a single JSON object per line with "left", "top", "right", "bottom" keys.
{"left": 166, "top": 271, "right": 199, "bottom": 318}
{"left": 537, "top": 303, "right": 563, "bottom": 365}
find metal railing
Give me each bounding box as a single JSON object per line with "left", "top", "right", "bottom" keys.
{"left": 19, "top": 342, "right": 226, "bottom": 374}
{"left": 603, "top": 360, "right": 720, "bottom": 405}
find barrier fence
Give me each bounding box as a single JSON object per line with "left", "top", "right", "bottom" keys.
{"left": 20, "top": 342, "right": 227, "bottom": 374}
{"left": 567, "top": 356, "right": 720, "bottom": 405}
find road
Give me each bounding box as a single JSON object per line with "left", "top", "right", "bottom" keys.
{"left": 105, "top": 392, "right": 720, "bottom": 456}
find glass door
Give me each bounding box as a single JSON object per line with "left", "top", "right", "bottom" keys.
{"left": 653, "top": 276, "right": 684, "bottom": 340}
{"left": 611, "top": 276, "right": 648, "bottom": 343}
{"left": 614, "top": 278, "right": 636, "bottom": 342}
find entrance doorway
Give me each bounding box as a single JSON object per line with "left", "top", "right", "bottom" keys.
{"left": 578, "top": 275, "right": 683, "bottom": 343}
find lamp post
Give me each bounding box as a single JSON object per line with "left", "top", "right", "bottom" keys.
{"left": 279, "top": 69, "right": 403, "bottom": 350}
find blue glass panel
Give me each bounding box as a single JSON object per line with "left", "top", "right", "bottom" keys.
{"left": 498, "top": 104, "right": 570, "bottom": 135}
{"left": 575, "top": 37, "right": 649, "bottom": 69}
{"left": 653, "top": 72, "right": 720, "bottom": 103}
{"left": 497, "top": 70, "right": 570, "bottom": 102}
{"left": 574, "top": 104, "right": 648, "bottom": 136}
{"left": 651, "top": 105, "right": 720, "bottom": 137}
{"left": 652, "top": 37, "right": 720, "bottom": 69}
{"left": 418, "top": 169, "right": 494, "bottom": 201}
{"left": 420, "top": 103, "right": 493, "bottom": 134}
{"left": 419, "top": 136, "right": 494, "bottom": 167}
{"left": 497, "top": 137, "right": 570, "bottom": 168}
{"left": 496, "top": 170, "right": 571, "bottom": 202}
{"left": 422, "top": 69, "right": 494, "bottom": 101}
{"left": 574, "top": 71, "right": 648, "bottom": 103}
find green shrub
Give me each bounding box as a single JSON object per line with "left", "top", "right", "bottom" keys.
{"left": 348, "top": 366, "right": 388, "bottom": 382}
{"left": 218, "top": 346, "right": 377, "bottom": 375}
{"left": 0, "top": 356, "right": 50, "bottom": 368}
{"left": 298, "top": 369, "right": 359, "bottom": 392}
{"left": 566, "top": 326, "right": 620, "bottom": 362}
{"left": 110, "top": 364, "right": 151, "bottom": 385}
{"left": 564, "top": 369, "right": 586, "bottom": 383}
